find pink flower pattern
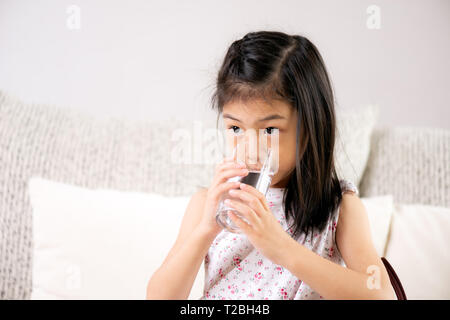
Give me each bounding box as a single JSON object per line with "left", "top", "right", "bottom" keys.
{"left": 199, "top": 179, "right": 358, "bottom": 300}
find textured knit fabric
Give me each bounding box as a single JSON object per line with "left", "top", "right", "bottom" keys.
{"left": 0, "top": 91, "right": 215, "bottom": 299}
{"left": 200, "top": 179, "right": 359, "bottom": 300}
{"left": 359, "top": 126, "right": 450, "bottom": 207}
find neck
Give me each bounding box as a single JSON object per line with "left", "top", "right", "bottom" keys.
{"left": 271, "top": 173, "right": 291, "bottom": 188}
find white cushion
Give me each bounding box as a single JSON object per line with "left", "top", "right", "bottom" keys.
{"left": 29, "top": 175, "right": 395, "bottom": 300}
{"left": 385, "top": 203, "right": 450, "bottom": 299}
{"left": 28, "top": 176, "right": 205, "bottom": 300}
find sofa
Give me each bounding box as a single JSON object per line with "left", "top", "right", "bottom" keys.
{"left": 0, "top": 90, "right": 449, "bottom": 299}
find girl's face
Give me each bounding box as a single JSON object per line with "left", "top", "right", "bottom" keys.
{"left": 222, "top": 98, "right": 298, "bottom": 188}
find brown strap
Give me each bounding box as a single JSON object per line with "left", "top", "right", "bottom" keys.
{"left": 381, "top": 257, "right": 407, "bottom": 300}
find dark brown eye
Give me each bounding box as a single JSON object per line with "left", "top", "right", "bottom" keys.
{"left": 228, "top": 126, "right": 243, "bottom": 135}
{"left": 264, "top": 127, "right": 279, "bottom": 135}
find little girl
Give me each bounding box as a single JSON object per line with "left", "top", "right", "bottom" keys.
{"left": 146, "top": 31, "right": 396, "bottom": 300}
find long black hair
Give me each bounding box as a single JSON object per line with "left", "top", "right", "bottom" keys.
{"left": 210, "top": 31, "right": 343, "bottom": 241}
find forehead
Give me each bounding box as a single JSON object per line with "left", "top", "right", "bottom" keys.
{"left": 222, "top": 98, "right": 293, "bottom": 120}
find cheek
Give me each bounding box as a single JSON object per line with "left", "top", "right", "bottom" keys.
{"left": 273, "top": 144, "right": 296, "bottom": 175}
{"left": 269, "top": 128, "right": 297, "bottom": 178}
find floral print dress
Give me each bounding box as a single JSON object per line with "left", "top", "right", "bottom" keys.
{"left": 199, "top": 179, "right": 359, "bottom": 300}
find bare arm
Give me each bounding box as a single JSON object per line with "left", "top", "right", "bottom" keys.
{"left": 146, "top": 224, "right": 217, "bottom": 299}
{"left": 146, "top": 159, "right": 247, "bottom": 299}
{"left": 281, "top": 192, "right": 396, "bottom": 299}
{"left": 146, "top": 189, "right": 215, "bottom": 299}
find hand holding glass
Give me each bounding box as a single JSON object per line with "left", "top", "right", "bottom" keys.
{"left": 215, "top": 145, "right": 274, "bottom": 233}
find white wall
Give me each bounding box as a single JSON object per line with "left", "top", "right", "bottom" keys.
{"left": 0, "top": 0, "right": 449, "bottom": 129}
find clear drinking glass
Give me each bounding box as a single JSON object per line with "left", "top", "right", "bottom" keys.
{"left": 215, "top": 144, "right": 275, "bottom": 234}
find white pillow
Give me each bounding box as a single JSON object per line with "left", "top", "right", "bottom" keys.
{"left": 385, "top": 203, "right": 450, "bottom": 299}
{"left": 360, "top": 195, "right": 394, "bottom": 257}
{"left": 28, "top": 176, "right": 205, "bottom": 300}
{"left": 335, "top": 104, "right": 379, "bottom": 186}
{"left": 28, "top": 177, "right": 392, "bottom": 300}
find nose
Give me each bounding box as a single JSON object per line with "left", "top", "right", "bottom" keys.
{"left": 235, "top": 129, "right": 270, "bottom": 170}
{"left": 245, "top": 130, "right": 259, "bottom": 166}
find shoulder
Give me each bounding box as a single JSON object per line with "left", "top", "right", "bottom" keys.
{"left": 340, "top": 187, "right": 363, "bottom": 212}
{"left": 193, "top": 186, "right": 208, "bottom": 199}
{"left": 336, "top": 175, "right": 365, "bottom": 224}
{"left": 333, "top": 193, "right": 363, "bottom": 242}
{"left": 339, "top": 179, "right": 359, "bottom": 196}
{"left": 188, "top": 187, "right": 208, "bottom": 211}
{"left": 333, "top": 179, "right": 361, "bottom": 225}
{"left": 333, "top": 183, "right": 396, "bottom": 298}
{"left": 335, "top": 187, "right": 379, "bottom": 265}
{"left": 335, "top": 179, "right": 361, "bottom": 221}
{"left": 196, "top": 186, "right": 209, "bottom": 199}
{"left": 334, "top": 179, "right": 370, "bottom": 254}
{"left": 178, "top": 187, "right": 209, "bottom": 229}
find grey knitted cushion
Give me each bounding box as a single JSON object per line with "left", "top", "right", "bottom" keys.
{"left": 0, "top": 90, "right": 375, "bottom": 299}
{"left": 359, "top": 126, "right": 450, "bottom": 207}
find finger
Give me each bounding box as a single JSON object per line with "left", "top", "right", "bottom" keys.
{"left": 240, "top": 183, "right": 270, "bottom": 212}
{"left": 222, "top": 155, "right": 234, "bottom": 163}
{"left": 225, "top": 199, "right": 260, "bottom": 228}
{"left": 227, "top": 189, "right": 266, "bottom": 218}
{"left": 215, "top": 161, "right": 246, "bottom": 174}
{"left": 210, "top": 181, "right": 241, "bottom": 202}
{"left": 211, "top": 164, "right": 247, "bottom": 189}
{"left": 213, "top": 161, "right": 246, "bottom": 179}
{"left": 228, "top": 210, "right": 252, "bottom": 234}
{"left": 213, "top": 167, "right": 249, "bottom": 187}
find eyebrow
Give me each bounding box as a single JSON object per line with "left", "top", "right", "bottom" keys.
{"left": 222, "top": 113, "right": 287, "bottom": 122}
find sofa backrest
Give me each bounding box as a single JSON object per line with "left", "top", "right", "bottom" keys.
{"left": 0, "top": 89, "right": 384, "bottom": 299}
{"left": 359, "top": 126, "right": 450, "bottom": 208}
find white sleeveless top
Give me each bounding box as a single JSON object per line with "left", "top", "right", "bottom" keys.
{"left": 199, "top": 179, "right": 359, "bottom": 300}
